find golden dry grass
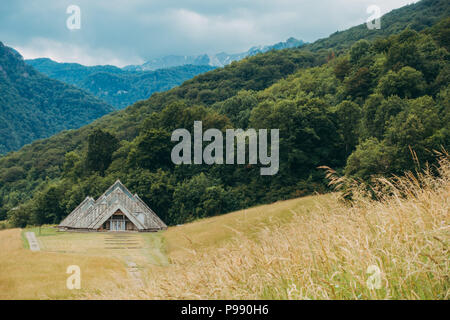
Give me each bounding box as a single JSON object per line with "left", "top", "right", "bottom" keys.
{"left": 34, "top": 229, "right": 168, "bottom": 266}
{"left": 95, "top": 156, "right": 449, "bottom": 300}
{"left": 163, "top": 194, "right": 326, "bottom": 261}
{"left": 2, "top": 156, "right": 448, "bottom": 299}
{"left": 0, "top": 228, "right": 127, "bottom": 299}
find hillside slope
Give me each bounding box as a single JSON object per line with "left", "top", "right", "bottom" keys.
{"left": 304, "top": 0, "right": 450, "bottom": 52}
{"left": 26, "top": 58, "right": 215, "bottom": 109}
{"left": 2, "top": 154, "right": 448, "bottom": 299}
{"left": 138, "top": 155, "right": 450, "bottom": 299}
{"left": 0, "top": 42, "right": 113, "bottom": 154}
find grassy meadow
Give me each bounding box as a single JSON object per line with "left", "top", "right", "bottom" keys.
{"left": 0, "top": 157, "right": 448, "bottom": 299}
{"left": 0, "top": 228, "right": 127, "bottom": 299}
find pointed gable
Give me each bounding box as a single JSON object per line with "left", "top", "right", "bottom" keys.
{"left": 59, "top": 196, "right": 95, "bottom": 228}
{"left": 58, "top": 180, "right": 167, "bottom": 231}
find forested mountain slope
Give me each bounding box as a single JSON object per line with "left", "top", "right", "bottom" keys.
{"left": 0, "top": 0, "right": 448, "bottom": 227}
{"left": 0, "top": 42, "right": 113, "bottom": 154}
{"left": 26, "top": 58, "right": 215, "bottom": 109}
{"left": 304, "top": 0, "right": 449, "bottom": 52}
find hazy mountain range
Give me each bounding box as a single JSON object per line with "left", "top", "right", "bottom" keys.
{"left": 26, "top": 58, "right": 215, "bottom": 109}
{"left": 25, "top": 37, "right": 305, "bottom": 109}
{"left": 123, "top": 37, "right": 305, "bottom": 71}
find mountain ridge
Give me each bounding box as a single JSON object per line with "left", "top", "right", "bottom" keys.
{"left": 25, "top": 58, "right": 215, "bottom": 109}
{"left": 123, "top": 37, "right": 305, "bottom": 71}
{"left": 0, "top": 42, "right": 114, "bottom": 154}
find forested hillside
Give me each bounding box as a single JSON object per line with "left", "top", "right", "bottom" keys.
{"left": 26, "top": 58, "right": 215, "bottom": 109}
{"left": 0, "top": 42, "right": 113, "bottom": 154}
{"left": 304, "top": 0, "right": 449, "bottom": 52}
{"left": 0, "top": 0, "right": 448, "bottom": 227}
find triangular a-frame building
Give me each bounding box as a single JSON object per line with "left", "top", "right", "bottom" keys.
{"left": 59, "top": 180, "right": 167, "bottom": 232}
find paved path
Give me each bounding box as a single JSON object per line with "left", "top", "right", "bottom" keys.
{"left": 102, "top": 234, "right": 145, "bottom": 287}
{"left": 125, "top": 258, "right": 144, "bottom": 288}
{"left": 25, "top": 232, "right": 40, "bottom": 251}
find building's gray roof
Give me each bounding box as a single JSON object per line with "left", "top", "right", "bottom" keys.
{"left": 58, "top": 180, "right": 167, "bottom": 230}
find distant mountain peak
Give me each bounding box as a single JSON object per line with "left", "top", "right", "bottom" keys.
{"left": 124, "top": 37, "right": 306, "bottom": 71}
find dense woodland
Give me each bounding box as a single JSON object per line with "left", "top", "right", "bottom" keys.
{"left": 26, "top": 58, "right": 215, "bottom": 109}
{"left": 0, "top": 0, "right": 449, "bottom": 227}
{"left": 0, "top": 43, "right": 114, "bottom": 154}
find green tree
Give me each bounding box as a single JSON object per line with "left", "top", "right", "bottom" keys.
{"left": 377, "top": 66, "right": 425, "bottom": 98}
{"left": 345, "top": 138, "right": 393, "bottom": 180}
{"left": 334, "top": 101, "right": 361, "bottom": 155}
{"left": 333, "top": 57, "right": 351, "bottom": 81}
{"left": 216, "top": 90, "right": 257, "bottom": 128}
{"left": 168, "top": 173, "right": 227, "bottom": 224}
{"left": 31, "top": 184, "right": 65, "bottom": 226}
{"left": 384, "top": 96, "right": 444, "bottom": 171}
{"left": 361, "top": 95, "right": 407, "bottom": 139}
{"left": 7, "top": 205, "right": 31, "bottom": 228}
{"left": 62, "top": 151, "right": 83, "bottom": 181}
{"left": 127, "top": 128, "right": 172, "bottom": 171}
{"left": 85, "top": 129, "right": 119, "bottom": 176}
{"left": 350, "top": 40, "right": 371, "bottom": 64}
{"left": 386, "top": 30, "right": 422, "bottom": 71}
{"left": 344, "top": 67, "right": 373, "bottom": 99}
{"left": 0, "top": 198, "right": 6, "bottom": 220}
{"left": 126, "top": 169, "right": 175, "bottom": 223}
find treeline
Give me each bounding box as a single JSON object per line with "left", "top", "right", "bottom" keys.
{"left": 0, "top": 0, "right": 449, "bottom": 227}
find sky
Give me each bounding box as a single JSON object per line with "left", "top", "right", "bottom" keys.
{"left": 0, "top": 0, "right": 419, "bottom": 67}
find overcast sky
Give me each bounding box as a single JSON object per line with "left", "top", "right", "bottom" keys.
{"left": 0, "top": 0, "right": 419, "bottom": 67}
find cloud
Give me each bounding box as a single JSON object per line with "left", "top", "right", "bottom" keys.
{"left": 13, "top": 38, "right": 143, "bottom": 67}
{"left": 167, "top": 9, "right": 259, "bottom": 52}
{"left": 0, "top": 0, "right": 420, "bottom": 66}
